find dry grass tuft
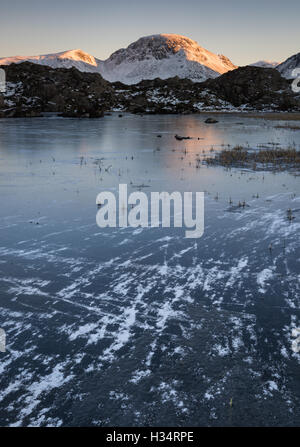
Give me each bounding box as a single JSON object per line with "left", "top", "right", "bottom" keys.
{"left": 275, "top": 125, "right": 300, "bottom": 131}
{"left": 206, "top": 146, "right": 300, "bottom": 172}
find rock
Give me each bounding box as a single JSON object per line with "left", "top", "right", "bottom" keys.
{"left": 205, "top": 118, "right": 219, "bottom": 123}
{"left": 203, "top": 66, "right": 298, "bottom": 110}
{"left": 175, "top": 134, "right": 191, "bottom": 141}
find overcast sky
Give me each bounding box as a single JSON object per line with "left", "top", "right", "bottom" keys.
{"left": 1, "top": 0, "right": 299, "bottom": 65}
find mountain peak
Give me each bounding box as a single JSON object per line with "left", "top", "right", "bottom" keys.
{"left": 107, "top": 33, "right": 236, "bottom": 69}
{"left": 55, "top": 49, "right": 97, "bottom": 66}
{"left": 102, "top": 33, "right": 237, "bottom": 83}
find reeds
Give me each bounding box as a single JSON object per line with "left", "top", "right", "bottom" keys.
{"left": 206, "top": 145, "right": 300, "bottom": 171}
{"left": 274, "top": 125, "right": 300, "bottom": 131}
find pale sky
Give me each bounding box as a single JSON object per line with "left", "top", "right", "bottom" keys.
{"left": 1, "top": 0, "right": 299, "bottom": 65}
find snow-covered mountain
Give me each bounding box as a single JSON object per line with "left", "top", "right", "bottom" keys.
{"left": 250, "top": 60, "right": 280, "bottom": 69}
{"left": 277, "top": 52, "right": 300, "bottom": 79}
{"left": 0, "top": 34, "right": 237, "bottom": 84}
{"left": 0, "top": 49, "right": 100, "bottom": 73}
{"left": 99, "top": 34, "right": 237, "bottom": 84}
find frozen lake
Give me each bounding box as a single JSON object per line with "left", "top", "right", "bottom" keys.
{"left": 0, "top": 113, "right": 299, "bottom": 426}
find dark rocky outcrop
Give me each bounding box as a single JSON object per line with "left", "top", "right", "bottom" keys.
{"left": 0, "top": 62, "right": 115, "bottom": 117}
{"left": 0, "top": 63, "right": 299, "bottom": 118}
{"left": 203, "top": 66, "right": 298, "bottom": 110}
{"left": 113, "top": 67, "right": 299, "bottom": 113}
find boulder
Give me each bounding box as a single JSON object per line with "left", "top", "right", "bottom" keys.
{"left": 205, "top": 118, "right": 219, "bottom": 123}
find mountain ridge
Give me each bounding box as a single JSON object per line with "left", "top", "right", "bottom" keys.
{"left": 250, "top": 60, "right": 280, "bottom": 69}
{"left": 1, "top": 34, "right": 298, "bottom": 84}
{"left": 0, "top": 34, "right": 237, "bottom": 84}
{"left": 0, "top": 49, "right": 100, "bottom": 73}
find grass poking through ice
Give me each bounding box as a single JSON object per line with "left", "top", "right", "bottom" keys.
{"left": 206, "top": 146, "right": 300, "bottom": 172}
